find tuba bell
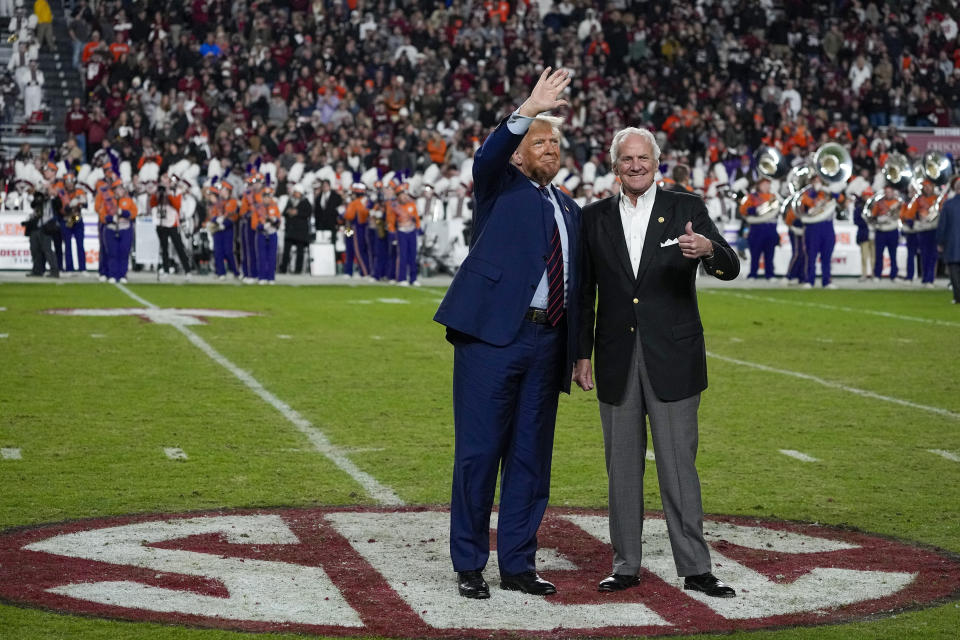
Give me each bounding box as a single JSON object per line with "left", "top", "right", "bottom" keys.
{"left": 863, "top": 154, "right": 911, "bottom": 232}
{"left": 813, "top": 142, "right": 853, "bottom": 184}
{"left": 908, "top": 151, "right": 955, "bottom": 229}
{"left": 742, "top": 147, "right": 786, "bottom": 222}
{"left": 755, "top": 146, "right": 789, "bottom": 180}
{"left": 882, "top": 153, "right": 913, "bottom": 190}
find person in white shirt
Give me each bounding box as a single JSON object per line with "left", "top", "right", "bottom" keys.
{"left": 848, "top": 55, "right": 872, "bottom": 94}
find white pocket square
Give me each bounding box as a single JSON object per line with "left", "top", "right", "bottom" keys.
{"left": 660, "top": 237, "right": 679, "bottom": 247}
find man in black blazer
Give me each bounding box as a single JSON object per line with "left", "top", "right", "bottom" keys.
{"left": 573, "top": 126, "right": 740, "bottom": 598}
{"left": 313, "top": 179, "right": 343, "bottom": 239}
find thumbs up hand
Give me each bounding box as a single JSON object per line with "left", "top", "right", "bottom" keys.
{"left": 678, "top": 220, "right": 714, "bottom": 259}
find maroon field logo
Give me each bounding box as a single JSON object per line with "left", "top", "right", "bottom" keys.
{"left": 1, "top": 507, "right": 958, "bottom": 638}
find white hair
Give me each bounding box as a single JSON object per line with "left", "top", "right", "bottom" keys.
{"left": 609, "top": 127, "right": 661, "bottom": 167}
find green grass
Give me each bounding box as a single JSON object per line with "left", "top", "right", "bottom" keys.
{"left": 0, "top": 281, "right": 958, "bottom": 639}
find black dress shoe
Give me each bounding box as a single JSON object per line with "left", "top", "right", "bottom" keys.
{"left": 457, "top": 570, "right": 489, "bottom": 599}
{"left": 598, "top": 573, "right": 641, "bottom": 592}
{"left": 500, "top": 571, "right": 556, "bottom": 595}
{"left": 683, "top": 572, "right": 736, "bottom": 598}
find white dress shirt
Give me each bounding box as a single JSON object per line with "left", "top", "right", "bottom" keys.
{"left": 619, "top": 186, "right": 657, "bottom": 275}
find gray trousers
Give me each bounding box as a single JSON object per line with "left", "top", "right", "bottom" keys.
{"left": 598, "top": 334, "right": 711, "bottom": 577}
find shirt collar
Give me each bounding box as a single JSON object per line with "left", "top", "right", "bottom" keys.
{"left": 620, "top": 185, "right": 656, "bottom": 212}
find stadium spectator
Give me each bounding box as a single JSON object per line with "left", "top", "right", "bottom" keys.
{"left": 6, "top": 0, "right": 954, "bottom": 284}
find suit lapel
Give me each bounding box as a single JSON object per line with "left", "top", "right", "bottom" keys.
{"left": 599, "top": 195, "right": 635, "bottom": 280}
{"left": 635, "top": 188, "right": 674, "bottom": 285}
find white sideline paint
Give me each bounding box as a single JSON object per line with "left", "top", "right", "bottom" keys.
{"left": 377, "top": 298, "right": 409, "bottom": 304}
{"left": 1, "top": 448, "right": 22, "bottom": 460}
{"left": 928, "top": 449, "right": 960, "bottom": 463}
{"left": 114, "top": 284, "right": 403, "bottom": 506}
{"left": 164, "top": 447, "right": 188, "bottom": 460}
{"left": 779, "top": 449, "right": 819, "bottom": 463}
{"left": 706, "top": 351, "right": 960, "bottom": 421}
{"left": 704, "top": 290, "right": 960, "bottom": 328}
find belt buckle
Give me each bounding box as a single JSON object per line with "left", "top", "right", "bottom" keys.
{"left": 526, "top": 308, "right": 548, "bottom": 324}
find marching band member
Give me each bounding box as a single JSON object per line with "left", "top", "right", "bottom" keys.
{"left": 206, "top": 184, "right": 240, "bottom": 280}
{"left": 905, "top": 180, "right": 939, "bottom": 287}
{"left": 783, "top": 201, "right": 807, "bottom": 285}
{"left": 384, "top": 181, "right": 400, "bottom": 282}
{"left": 389, "top": 182, "right": 421, "bottom": 286}
{"left": 872, "top": 184, "right": 902, "bottom": 281}
{"left": 739, "top": 176, "right": 779, "bottom": 279}
{"left": 55, "top": 172, "right": 87, "bottom": 273}
{"left": 238, "top": 173, "right": 264, "bottom": 283}
{"left": 341, "top": 182, "right": 371, "bottom": 278}
{"left": 853, "top": 187, "right": 875, "bottom": 281}
{"left": 369, "top": 186, "right": 391, "bottom": 281}
{"left": 103, "top": 180, "right": 137, "bottom": 283}
{"left": 93, "top": 163, "right": 117, "bottom": 281}
{"left": 799, "top": 174, "right": 844, "bottom": 288}
{"left": 151, "top": 174, "right": 192, "bottom": 278}
{"left": 254, "top": 185, "right": 281, "bottom": 284}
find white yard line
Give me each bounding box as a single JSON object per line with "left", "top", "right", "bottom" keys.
{"left": 704, "top": 290, "right": 960, "bottom": 328}
{"left": 1, "top": 448, "right": 22, "bottom": 460}
{"left": 779, "top": 449, "right": 819, "bottom": 463}
{"left": 163, "top": 447, "right": 188, "bottom": 460}
{"left": 115, "top": 283, "right": 404, "bottom": 506}
{"left": 0, "top": 333, "right": 8, "bottom": 339}
{"left": 928, "top": 449, "right": 960, "bottom": 463}
{"left": 706, "top": 351, "right": 960, "bottom": 421}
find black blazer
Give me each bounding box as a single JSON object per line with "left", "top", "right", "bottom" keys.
{"left": 314, "top": 190, "right": 343, "bottom": 232}
{"left": 578, "top": 188, "right": 739, "bottom": 404}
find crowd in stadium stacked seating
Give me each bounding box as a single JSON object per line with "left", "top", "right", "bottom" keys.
{"left": 2, "top": 0, "right": 960, "bottom": 280}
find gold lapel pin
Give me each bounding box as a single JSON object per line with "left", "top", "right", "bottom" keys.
{"left": 657, "top": 216, "right": 664, "bottom": 223}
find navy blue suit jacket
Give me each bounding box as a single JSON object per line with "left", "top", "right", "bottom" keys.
{"left": 434, "top": 119, "right": 581, "bottom": 393}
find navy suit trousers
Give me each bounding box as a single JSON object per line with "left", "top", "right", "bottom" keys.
{"left": 449, "top": 318, "right": 563, "bottom": 576}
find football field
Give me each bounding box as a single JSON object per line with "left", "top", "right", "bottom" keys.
{"left": 1, "top": 277, "right": 958, "bottom": 639}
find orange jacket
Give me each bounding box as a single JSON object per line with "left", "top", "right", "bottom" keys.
{"left": 344, "top": 197, "right": 370, "bottom": 225}
{"left": 739, "top": 192, "right": 776, "bottom": 218}
{"left": 390, "top": 200, "right": 420, "bottom": 232}
{"left": 904, "top": 194, "right": 936, "bottom": 223}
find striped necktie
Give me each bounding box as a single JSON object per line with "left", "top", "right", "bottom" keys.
{"left": 540, "top": 186, "right": 564, "bottom": 326}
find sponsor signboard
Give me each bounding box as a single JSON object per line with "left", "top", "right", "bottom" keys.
{"left": 0, "top": 213, "right": 100, "bottom": 270}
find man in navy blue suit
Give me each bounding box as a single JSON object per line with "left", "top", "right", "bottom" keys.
{"left": 434, "top": 68, "right": 581, "bottom": 599}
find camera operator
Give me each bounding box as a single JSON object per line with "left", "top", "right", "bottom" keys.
{"left": 151, "top": 174, "right": 192, "bottom": 278}
{"left": 23, "top": 182, "right": 59, "bottom": 278}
